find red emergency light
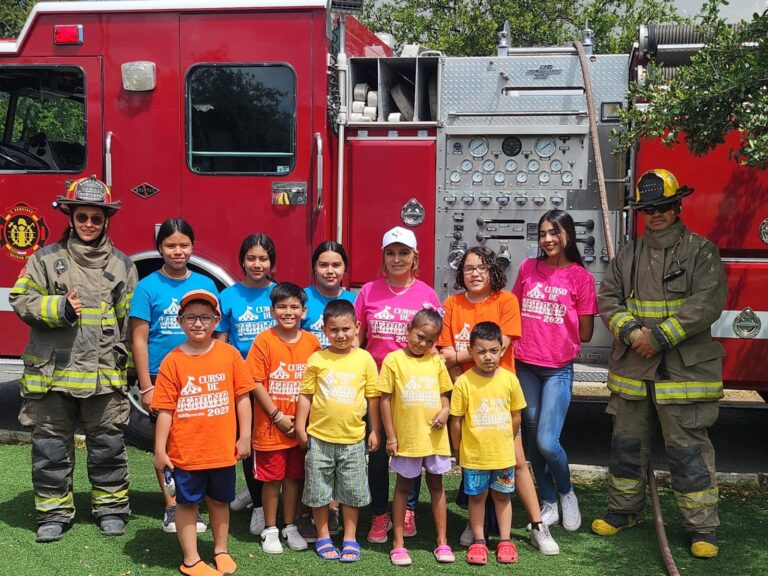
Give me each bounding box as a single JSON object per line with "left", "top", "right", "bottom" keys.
{"left": 53, "top": 25, "right": 83, "bottom": 46}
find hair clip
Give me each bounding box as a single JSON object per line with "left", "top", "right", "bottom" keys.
{"left": 422, "top": 302, "right": 445, "bottom": 317}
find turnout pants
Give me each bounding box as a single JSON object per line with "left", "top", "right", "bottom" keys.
{"left": 605, "top": 385, "right": 719, "bottom": 531}
{"left": 18, "top": 391, "right": 131, "bottom": 525}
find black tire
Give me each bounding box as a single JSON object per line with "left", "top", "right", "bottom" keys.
{"left": 125, "top": 384, "right": 154, "bottom": 451}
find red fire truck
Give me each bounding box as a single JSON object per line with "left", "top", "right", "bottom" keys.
{"left": 1, "top": 2, "right": 766, "bottom": 443}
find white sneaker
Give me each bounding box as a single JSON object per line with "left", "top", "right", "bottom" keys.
{"left": 261, "top": 526, "right": 283, "bottom": 554}
{"left": 282, "top": 524, "right": 308, "bottom": 551}
{"left": 250, "top": 506, "right": 265, "bottom": 536}
{"left": 560, "top": 489, "right": 582, "bottom": 531}
{"left": 540, "top": 500, "right": 559, "bottom": 527}
{"left": 528, "top": 523, "right": 560, "bottom": 555}
{"left": 195, "top": 512, "right": 207, "bottom": 533}
{"left": 459, "top": 522, "right": 474, "bottom": 547}
{"left": 230, "top": 487, "right": 253, "bottom": 511}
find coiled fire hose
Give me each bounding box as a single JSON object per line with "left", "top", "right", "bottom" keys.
{"left": 648, "top": 463, "right": 680, "bottom": 575}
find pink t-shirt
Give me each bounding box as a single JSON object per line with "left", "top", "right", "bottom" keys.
{"left": 512, "top": 258, "right": 598, "bottom": 368}
{"left": 354, "top": 278, "right": 442, "bottom": 366}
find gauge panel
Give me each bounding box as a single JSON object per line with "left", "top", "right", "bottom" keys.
{"left": 461, "top": 159, "right": 473, "bottom": 172}
{"left": 494, "top": 171, "right": 505, "bottom": 184}
{"left": 483, "top": 159, "right": 495, "bottom": 172}
{"left": 527, "top": 159, "right": 540, "bottom": 172}
{"left": 535, "top": 136, "right": 557, "bottom": 158}
{"left": 471, "top": 171, "right": 483, "bottom": 183}
{"left": 468, "top": 137, "right": 489, "bottom": 158}
{"left": 505, "top": 159, "right": 517, "bottom": 172}
{"left": 501, "top": 136, "right": 522, "bottom": 157}
{"left": 550, "top": 159, "right": 562, "bottom": 173}
{"left": 449, "top": 171, "right": 461, "bottom": 184}
{"left": 516, "top": 171, "right": 528, "bottom": 183}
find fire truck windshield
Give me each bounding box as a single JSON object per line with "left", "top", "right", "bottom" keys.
{"left": 0, "top": 66, "right": 85, "bottom": 172}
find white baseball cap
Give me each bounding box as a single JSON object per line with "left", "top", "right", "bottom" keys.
{"left": 381, "top": 226, "right": 418, "bottom": 250}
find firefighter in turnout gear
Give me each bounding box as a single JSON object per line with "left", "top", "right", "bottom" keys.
{"left": 10, "top": 176, "right": 138, "bottom": 543}
{"left": 591, "top": 169, "right": 727, "bottom": 559}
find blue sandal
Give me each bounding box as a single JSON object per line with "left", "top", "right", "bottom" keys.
{"left": 315, "top": 537, "right": 340, "bottom": 560}
{"left": 339, "top": 540, "right": 361, "bottom": 563}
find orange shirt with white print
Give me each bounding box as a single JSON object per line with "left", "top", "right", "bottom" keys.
{"left": 152, "top": 340, "right": 256, "bottom": 470}
{"left": 437, "top": 291, "right": 521, "bottom": 374}
{"left": 246, "top": 327, "right": 321, "bottom": 451}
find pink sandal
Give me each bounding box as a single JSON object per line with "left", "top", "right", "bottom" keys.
{"left": 433, "top": 544, "right": 455, "bottom": 563}
{"left": 467, "top": 543, "right": 488, "bottom": 565}
{"left": 496, "top": 540, "right": 518, "bottom": 564}
{"left": 390, "top": 547, "right": 412, "bottom": 566}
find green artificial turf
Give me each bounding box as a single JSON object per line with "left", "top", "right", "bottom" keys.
{"left": 0, "top": 443, "right": 766, "bottom": 576}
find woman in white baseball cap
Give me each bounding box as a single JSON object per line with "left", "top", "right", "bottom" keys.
{"left": 353, "top": 226, "right": 442, "bottom": 544}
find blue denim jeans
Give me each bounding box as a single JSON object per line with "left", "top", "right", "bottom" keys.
{"left": 516, "top": 360, "right": 574, "bottom": 504}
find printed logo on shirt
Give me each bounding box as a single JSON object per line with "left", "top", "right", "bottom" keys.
{"left": 234, "top": 305, "right": 273, "bottom": 339}
{"left": 401, "top": 375, "right": 440, "bottom": 407}
{"left": 176, "top": 372, "right": 230, "bottom": 418}
{"left": 454, "top": 323, "right": 472, "bottom": 352}
{"left": 471, "top": 397, "right": 511, "bottom": 429}
{"left": 374, "top": 306, "right": 395, "bottom": 320}
{"left": 267, "top": 361, "right": 305, "bottom": 402}
{"left": 318, "top": 370, "right": 357, "bottom": 404}
{"left": 309, "top": 317, "right": 330, "bottom": 347}
{"left": 370, "top": 305, "right": 421, "bottom": 344}
{"left": 159, "top": 298, "right": 182, "bottom": 333}
{"left": 521, "top": 283, "right": 568, "bottom": 325}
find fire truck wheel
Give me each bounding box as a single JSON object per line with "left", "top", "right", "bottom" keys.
{"left": 125, "top": 386, "right": 155, "bottom": 451}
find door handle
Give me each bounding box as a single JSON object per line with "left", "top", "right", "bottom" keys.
{"left": 314, "top": 132, "right": 323, "bottom": 213}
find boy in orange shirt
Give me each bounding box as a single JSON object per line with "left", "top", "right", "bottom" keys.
{"left": 152, "top": 289, "right": 254, "bottom": 576}
{"left": 247, "top": 282, "right": 321, "bottom": 554}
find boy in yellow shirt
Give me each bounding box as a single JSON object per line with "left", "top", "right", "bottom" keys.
{"left": 450, "top": 321, "right": 527, "bottom": 566}
{"left": 295, "top": 299, "right": 380, "bottom": 562}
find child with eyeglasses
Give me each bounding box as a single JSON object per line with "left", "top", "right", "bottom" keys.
{"left": 152, "top": 289, "right": 255, "bottom": 576}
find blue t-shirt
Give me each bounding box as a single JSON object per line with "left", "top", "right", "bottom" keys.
{"left": 301, "top": 285, "right": 357, "bottom": 347}
{"left": 218, "top": 282, "right": 276, "bottom": 358}
{"left": 129, "top": 270, "right": 218, "bottom": 375}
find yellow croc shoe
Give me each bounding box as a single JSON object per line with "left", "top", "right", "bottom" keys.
{"left": 591, "top": 512, "right": 637, "bottom": 536}
{"left": 691, "top": 532, "right": 719, "bottom": 558}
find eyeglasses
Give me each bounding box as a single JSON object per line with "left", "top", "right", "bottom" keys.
{"left": 74, "top": 212, "right": 105, "bottom": 225}
{"left": 179, "top": 314, "right": 219, "bottom": 326}
{"left": 463, "top": 264, "right": 489, "bottom": 275}
{"left": 641, "top": 202, "right": 677, "bottom": 215}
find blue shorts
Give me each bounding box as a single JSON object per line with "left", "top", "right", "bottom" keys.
{"left": 174, "top": 465, "right": 236, "bottom": 505}
{"left": 463, "top": 467, "right": 516, "bottom": 495}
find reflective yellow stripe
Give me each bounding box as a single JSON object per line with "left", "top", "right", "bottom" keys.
{"left": 659, "top": 317, "right": 686, "bottom": 346}
{"left": 40, "top": 295, "right": 64, "bottom": 327}
{"left": 12, "top": 276, "right": 47, "bottom": 295}
{"left": 626, "top": 297, "right": 685, "bottom": 319}
{"left": 609, "top": 311, "right": 636, "bottom": 338}
{"left": 92, "top": 488, "right": 129, "bottom": 505}
{"left": 21, "top": 373, "right": 51, "bottom": 393}
{"left": 673, "top": 487, "right": 719, "bottom": 509}
{"left": 35, "top": 493, "right": 74, "bottom": 512}
{"left": 608, "top": 474, "right": 642, "bottom": 494}
{"left": 51, "top": 370, "right": 98, "bottom": 390}
{"left": 114, "top": 293, "right": 132, "bottom": 319}
{"left": 655, "top": 381, "right": 723, "bottom": 401}
{"left": 607, "top": 373, "right": 646, "bottom": 397}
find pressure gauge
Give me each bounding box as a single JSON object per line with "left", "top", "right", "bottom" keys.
{"left": 516, "top": 171, "right": 528, "bottom": 184}
{"left": 535, "top": 136, "right": 557, "bottom": 158}
{"left": 468, "top": 137, "right": 489, "bottom": 158}
{"left": 483, "top": 159, "right": 495, "bottom": 172}
{"left": 452, "top": 142, "right": 463, "bottom": 154}
{"left": 461, "top": 159, "right": 473, "bottom": 172}
{"left": 561, "top": 171, "right": 574, "bottom": 184}
{"left": 527, "top": 159, "right": 540, "bottom": 172}
{"left": 538, "top": 171, "right": 551, "bottom": 184}
{"left": 472, "top": 171, "right": 484, "bottom": 184}
{"left": 550, "top": 159, "right": 563, "bottom": 172}
{"left": 449, "top": 171, "right": 462, "bottom": 184}
{"left": 494, "top": 171, "right": 506, "bottom": 184}
{"left": 501, "top": 136, "right": 522, "bottom": 157}
{"left": 505, "top": 159, "right": 517, "bottom": 172}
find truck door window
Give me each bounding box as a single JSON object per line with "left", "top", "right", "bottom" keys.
{"left": 187, "top": 64, "right": 296, "bottom": 175}
{"left": 0, "top": 66, "right": 85, "bottom": 172}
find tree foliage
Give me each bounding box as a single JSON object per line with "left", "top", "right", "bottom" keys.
{"left": 361, "top": 0, "right": 682, "bottom": 57}
{"left": 1, "top": 1, "right": 36, "bottom": 39}
{"left": 613, "top": 0, "right": 768, "bottom": 168}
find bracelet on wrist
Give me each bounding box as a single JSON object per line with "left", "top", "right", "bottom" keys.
{"left": 273, "top": 411, "right": 284, "bottom": 424}
{"left": 139, "top": 386, "right": 154, "bottom": 395}
{"left": 386, "top": 439, "right": 398, "bottom": 445}
{"left": 269, "top": 407, "right": 279, "bottom": 420}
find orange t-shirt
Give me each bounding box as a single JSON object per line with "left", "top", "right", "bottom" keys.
{"left": 152, "top": 340, "right": 256, "bottom": 470}
{"left": 246, "top": 328, "right": 321, "bottom": 451}
{"left": 437, "top": 291, "right": 522, "bottom": 373}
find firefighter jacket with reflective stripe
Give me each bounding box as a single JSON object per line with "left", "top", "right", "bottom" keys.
{"left": 10, "top": 232, "right": 138, "bottom": 398}
{"left": 598, "top": 220, "right": 727, "bottom": 403}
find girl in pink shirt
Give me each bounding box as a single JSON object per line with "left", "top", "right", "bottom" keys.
{"left": 354, "top": 226, "right": 441, "bottom": 544}
{"left": 512, "top": 210, "right": 598, "bottom": 534}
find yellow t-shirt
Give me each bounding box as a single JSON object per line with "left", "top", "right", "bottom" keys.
{"left": 449, "top": 367, "right": 526, "bottom": 470}
{"left": 378, "top": 349, "right": 453, "bottom": 457}
{"left": 301, "top": 347, "right": 379, "bottom": 444}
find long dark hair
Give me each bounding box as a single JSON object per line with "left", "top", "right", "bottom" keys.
{"left": 312, "top": 240, "right": 349, "bottom": 270}
{"left": 155, "top": 218, "right": 195, "bottom": 251}
{"left": 536, "top": 210, "right": 584, "bottom": 267}
{"left": 454, "top": 246, "right": 507, "bottom": 292}
{"left": 239, "top": 233, "right": 276, "bottom": 278}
